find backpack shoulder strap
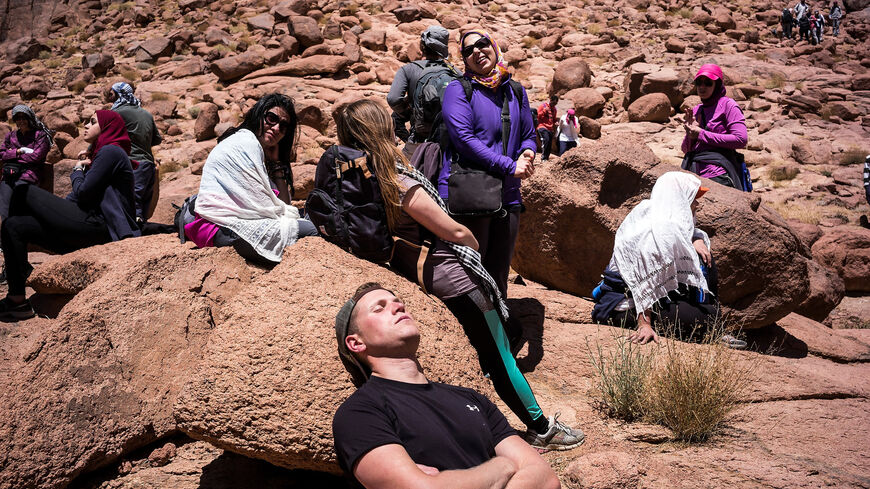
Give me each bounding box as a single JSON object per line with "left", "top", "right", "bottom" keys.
{"left": 459, "top": 77, "right": 473, "bottom": 102}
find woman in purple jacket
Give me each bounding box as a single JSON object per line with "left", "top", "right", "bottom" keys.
{"left": 440, "top": 29, "right": 537, "bottom": 297}
{"left": 0, "top": 105, "right": 54, "bottom": 220}
{"left": 681, "top": 64, "right": 748, "bottom": 190}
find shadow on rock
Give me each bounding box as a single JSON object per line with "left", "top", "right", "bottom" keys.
{"left": 199, "top": 451, "right": 350, "bottom": 489}
{"left": 744, "top": 324, "right": 809, "bottom": 359}
{"left": 508, "top": 297, "right": 546, "bottom": 372}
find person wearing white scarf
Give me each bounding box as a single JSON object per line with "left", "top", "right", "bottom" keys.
{"left": 609, "top": 172, "right": 713, "bottom": 344}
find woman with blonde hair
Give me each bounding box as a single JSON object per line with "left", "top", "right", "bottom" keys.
{"left": 329, "top": 98, "right": 585, "bottom": 451}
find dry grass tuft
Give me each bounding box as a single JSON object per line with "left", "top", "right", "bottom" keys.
{"left": 589, "top": 317, "right": 755, "bottom": 442}
{"left": 150, "top": 92, "right": 171, "bottom": 101}
{"left": 769, "top": 200, "right": 822, "bottom": 225}
{"left": 587, "top": 23, "right": 603, "bottom": 35}
{"left": 158, "top": 159, "right": 182, "bottom": 178}
{"left": 763, "top": 73, "right": 786, "bottom": 89}
{"left": 767, "top": 165, "right": 799, "bottom": 181}
{"left": 839, "top": 147, "right": 867, "bottom": 166}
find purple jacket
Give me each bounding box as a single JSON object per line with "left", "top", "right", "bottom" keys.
{"left": 0, "top": 129, "right": 49, "bottom": 183}
{"left": 681, "top": 95, "right": 747, "bottom": 155}
{"left": 439, "top": 76, "right": 536, "bottom": 206}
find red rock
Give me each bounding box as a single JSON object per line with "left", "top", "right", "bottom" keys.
{"left": 357, "top": 70, "right": 376, "bottom": 84}
{"left": 551, "top": 57, "right": 592, "bottom": 96}
{"left": 359, "top": 29, "right": 387, "bottom": 51}
{"left": 578, "top": 116, "right": 601, "bottom": 139}
{"left": 138, "top": 36, "right": 173, "bottom": 60}
{"left": 205, "top": 28, "right": 232, "bottom": 46}
{"left": 569, "top": 88, "right": 606, "bottom": 118}
{"left": 210, "top": 51, "right": 265, "bottom": 81}
{"left": 247, "top": 13, "right": 275, "bottom": 32}
{"left": 17, "top": 76, "right": 50, "bottom": 99}
{"left": 393, "top": 5, "right": 421, "bottom": 23}
{"left": 812, "top": 226, "right": 870, "bottom": 292}
{"left": 795, "top": 259, "right": 845, "bottom": 321}
{"left": 172, "top": 57, "right": 207, "bottom": 78}
{"left": 43, "top": 112, "right": 79, "bottom": 138}
{"left": 565, "top": 451, "right": 640, "bottom": 489}
{"left": 272, "top": 0, "right": 311, "bottom": 19}
{"left": 665, "top": 37, "right": 686, "bottom": 53}
{"left": 148, "top": 442, "right": 177, "bottom": 467}
{"left": 5, "top": 37, "right": 50, "bottom": 64}
{"left": 627, "top": 93, "right": 671, "bottom": 122}
{"left": 81, "top": 53, "right": 115, "bottom": 77}
{"left": 788, "top": 220, "right": 823, "bottom": 249}
{"left": 288, "top": 15, "right": 323, "bottom": 48}
{"left": 851, "top": 73, "right": 870, "bottom": 91}
{"left": 194, "top": 103, "right": 219, "bottom": 142}
{"left": 240, "top": 55, "right": 349, "bottom": 80}
{"left": 778, "top": 313, "right": 870, "bottom": 362}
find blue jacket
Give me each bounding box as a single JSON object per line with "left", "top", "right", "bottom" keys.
{"left": 68, "top": 144, "right": 141, "bottom": 241}
{"left": 439, "top": 76, "right": 537, "bottom": 206}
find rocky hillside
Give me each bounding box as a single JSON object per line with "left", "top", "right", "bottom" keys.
{"left": 1, "top": 0, "right": 870, "bottom": 487}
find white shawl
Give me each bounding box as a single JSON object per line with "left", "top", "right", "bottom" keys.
{"left": 611, "top": 172, "right": 710, "bottom": 314}
{"left": 196, "top": 129, "right": 299, "bottom": 262}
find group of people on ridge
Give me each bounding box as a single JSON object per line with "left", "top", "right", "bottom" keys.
{"left": 0, "top": 25, "right": 761, "bottom": 488}
{"left": 780, "top": 0, "right": 844, "bottom": 43}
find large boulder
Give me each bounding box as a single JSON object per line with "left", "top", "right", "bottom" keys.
{"left": 812, "top": 226, "right": 870, "bottom": 292}
{"left": 194, "top": 103, "right": 220, "bottom": 141}
{"left": 623, "top": 63, "right": 687, "bottom": 109}
{"left": 627, "top": 93, "right": 671, "bottom": 122}
{"left": 210, "top": 51, "right": 266, "bottom": 81}
{"left": 0, "top": 237, "right": 494, "bottom": 487}
{"left": 288, "top": 15, "right": 323, "bottom": 48}
{"left": 794, "top": 259, "right": 846, "bottom": 322}
{"left": 551, "top": 57, "right": 592, "bottom": 97}
{"left": 5, "top": 37, "right": 50, "bottom": 63}
{"left": 512, "top": 134, "right": 817, "bottom": 329}
{"left": 240, "top": 55, "right": 350, "bottom": 80}
{"left": 569, "top": 87, "right": 606, "bottom": 119}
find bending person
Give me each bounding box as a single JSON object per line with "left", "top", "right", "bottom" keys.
{"left": 440, "top": 29, "right": 537, "bottom": 297}
{"left": 0, "top": 104, "right": 54, "bottom": 219}
{"left": 333, "top": 283, "right": 561, "bottom": 489}
{"left": 0, "top": 110, "right": 139, "bottom": 320}
{"left": 681, "top": 64, "right": 748, "bottom": 190}
{"left": 332, "top": 99, "right": 584, "bottom": 450}
{"left": 591, "top": 172, "right": 746, "bottom": 349}
{"left": 184, "top": 93, "right": 316, "bottom": 265}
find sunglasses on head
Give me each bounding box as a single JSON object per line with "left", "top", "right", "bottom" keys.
{"left": 264, "top": 111, "right": 291, "bottom": 132}
{"left": 694, "top": 78, "right": 715, "bottom": 87}
{"left": 461, "top": 38, "right": 491, "bottom": 58}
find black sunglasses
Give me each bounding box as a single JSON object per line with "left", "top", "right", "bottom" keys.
{"left": 264, "top": 111, "right": 291, "bottom": 132}
{"left": 694, "top": 78, "right": 715, "bottom": 87}
{"left": 461, "top": 38, "right": 491, "bottom": 58}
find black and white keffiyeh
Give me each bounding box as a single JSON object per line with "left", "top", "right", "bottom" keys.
{"left": 111, "top": 82, "right": 141, "bottom": 109}
{"left": 396, "top": 162, "right": 510, "bottom": 322}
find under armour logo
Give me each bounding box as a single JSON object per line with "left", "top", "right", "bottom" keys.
{"left": 466, "top": 404, "right": 480, "bottom": 412}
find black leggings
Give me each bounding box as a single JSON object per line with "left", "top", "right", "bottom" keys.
{"left": 610, "top": 299, "right": 719, "bottom": 341}
{"left": 1, "top": 185, "right": 111, "bottom": 295}
{"left": 211, "top": 218, "right": 319, "bottom": 266}
{"left": 443, "top": 291, "right": 549, "bottom": 433}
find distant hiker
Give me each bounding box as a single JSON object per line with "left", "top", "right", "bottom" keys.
{"left": 861, "top": 155, "right": 870, "bottom": 228}
{"left": 184, "top": 94, "right": 316, "bottom": 265}
{"left": 555, "top": 108, "right": 581, "bottom": 156}
{"left": 681, "top": 64, "right": 750, "bottom": 191}
{"left": 591, "top": 172, "right": 746, "bottom": 349}
{"left": 830, "top": 2, "right": 843, "bottom": 36}
{"left": 813, "top": 9, "right": 826, "bottom": 42}
{"left": 386, "top": 25, "right": 452, "bottom": 150}
{"left": 440, "top": 29, "right": 536, "bottom": 299}
{"left": 333, "top": 283, "right": 563, "bottom": 489}
{"left": 0, "top": 111, "right": 139, "bottom": 321}
{"left": 798, "top": 9, "right": 812, "bottom": 42}
{"left": 794, "top": 0, "right": 809, "bottom": 21}
{"left": 536, "top": 95, "right": 558, "bottom": 161}
{"left": 781, "top": 7, "right": 794, "bottom": 39}
{"left": 0, "top": 105, "right": 54, "bottom": 221}
{"left": 328, "top": 99, "right": 585, "bottom": 450}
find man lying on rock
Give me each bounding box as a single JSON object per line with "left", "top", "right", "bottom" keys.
{"left": 332, "top": 283, "right": 562, "bottom": 489}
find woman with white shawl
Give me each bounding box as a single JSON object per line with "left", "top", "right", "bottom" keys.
{"left": 591, "top": 172, "right": 744, "bottom": 348}
{"left": 185, "top": 94, "right": 317, "bottom": 264}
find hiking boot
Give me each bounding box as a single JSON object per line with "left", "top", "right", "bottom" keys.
{"left": 0, "top": 297, "right": 35, "bottom": 322}
{"left": 524, "top": 413, "right": 585, "bottom": 451}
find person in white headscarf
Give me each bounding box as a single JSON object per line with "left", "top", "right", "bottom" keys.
{"left": 591, "top": 172, "right": 746, "bottom": 348}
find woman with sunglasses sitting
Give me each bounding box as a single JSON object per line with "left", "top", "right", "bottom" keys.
{"left": 184, "top": 93, "right": 317, "bottom": 265}
{"left": 681, "top": 64, "right": 748, "bottom": 190}
{"left": 439, "top": 29, "right": 536, "bottom": 300}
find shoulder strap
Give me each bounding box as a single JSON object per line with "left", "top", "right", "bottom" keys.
{"left": 697, "top": 105, "right": 708, "bottom": 130}
{"left": 459, "top": 77, "right": 473, "bottom": 102}
{"left": 501, "top": 86, "right": 512, "bottom": 156}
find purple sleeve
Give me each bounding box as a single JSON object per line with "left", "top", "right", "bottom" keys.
{"left": 17, "top": 132, "right": 49, "bottom": 166}
{"left": 517, "top": 87, "right": 537, "bottom": 157}
{"left": 0, "top": 133, "right": 17, "bottom": 161}
{"left": 697, "top": 100, "right": 747, "bottom": 150}
{"left": 442, "top": 81, "right": 517, "bottom": 177}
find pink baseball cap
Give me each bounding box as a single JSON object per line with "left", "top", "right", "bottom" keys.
{"left": 694, "top": 64, "right": 723, "bottom": 82}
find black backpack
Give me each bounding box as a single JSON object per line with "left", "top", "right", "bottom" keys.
{"left": 305, "top": 145, "right": 394, "bottom": 263}
{"left": 411, "top": 60, "right": 463, "bottom": 143}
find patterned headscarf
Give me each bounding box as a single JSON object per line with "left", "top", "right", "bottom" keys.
{"left": 110, "top": 82, "right": 141, "bottom": 110}
{"left": 460, "top": 30, "right": 510, "bottom": 91}
{"left": 11, "top": 104, "right": 54, "bottom": 148}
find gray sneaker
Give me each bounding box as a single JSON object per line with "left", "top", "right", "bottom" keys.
{"left": 524, "top": 413, "right": 585, "bottom": 451}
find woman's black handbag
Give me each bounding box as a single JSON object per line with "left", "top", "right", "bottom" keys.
{"left": 1, "top": 162, "right": 22, "bottom": 182}
{"left": 445, "top": 80, "right": 524, "bottom": 217}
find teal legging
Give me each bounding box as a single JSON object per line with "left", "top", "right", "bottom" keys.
{"left": 444, "top": 289, "right": 548, "bottom": 432}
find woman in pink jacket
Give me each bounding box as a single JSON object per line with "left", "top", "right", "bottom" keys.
{"left": 681, "top": 64, "right": 748, "bottom": 190}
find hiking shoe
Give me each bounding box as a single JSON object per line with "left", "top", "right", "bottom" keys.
{"left": 722, "top": 334, "right": 747, "bottom": 350}
{"left": 0, "top": 297, "right": 35, "bottom": 321}
{"left": 524, "top": 413, "right": 585, "bottom": 451}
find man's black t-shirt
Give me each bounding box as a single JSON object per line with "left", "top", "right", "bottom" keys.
{"left": 332, "top": 376, "right": 516, "bottom": 478}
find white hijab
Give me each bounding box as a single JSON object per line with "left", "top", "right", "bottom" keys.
{"left": 196, "top": 129, "right": 300, "bottom": 262}
{"left": 611, "top": 172, "right": 709, "bottom": 314}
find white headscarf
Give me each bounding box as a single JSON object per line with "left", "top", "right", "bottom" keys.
{"left": 611, "top": 172, "right": 710, "bottom": 314}
{"left": 196, "top": 129, "right": 300, "bottom": 262}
